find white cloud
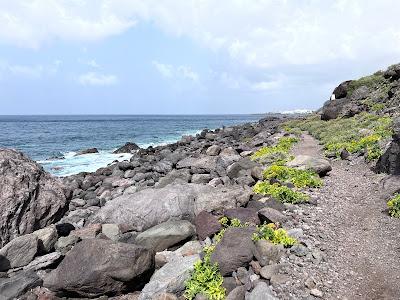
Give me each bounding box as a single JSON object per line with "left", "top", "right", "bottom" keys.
{"left": 78, "top": 72, "right": 118, "bottom": 86}
{"left": 152, "top": 60, "right": 199, "bottom": 82}
{"left": 2, "top": 1, "right": 400, "bottom": 72}
{"left": 86, "top": 59, "right": 100, "bottom": 68}
{"left": 0, "top": 60, "right": 61, "bottom": 79}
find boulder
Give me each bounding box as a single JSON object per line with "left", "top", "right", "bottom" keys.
{"left": 0, "top": 234, "right": 39, "bottom": 271}
{"left": 114, "top": 142, "right": 140, "bottom": 154}
{"left": 156, "top": 169, "right": 192, "bottom": 188}
{"left": 91, "top": 184, "right": 251, "bottom": 232}
{"left": 224, "top": 208, "right": 259, "bottom": 225}
{"left": 191, "top": 174, "right": 211, "bottom": 184}
{"left": 246, "top": 198, "right": 286, "bottom": 212}
{"left": 258, "top": 208, "right": 288, "bottom": 224}
{"left": 226, "top": 158, "right": 258, "bottom": 179}
{"left": 0, "top": 149, "right": 70, "bottom": 246}
{"left": 253, "top": 240, "right": 284, "bottom": 266}
{"left": 102, "top": 224, "right": 122, "bottom": 241}
{"left": 44, "top": 239, "right": 154, "bottom": 297}
{"left": 32, "top": 225, "right": 58, "bottom": 253}
{"left": 246, "top": 282, "right": 277, "bottom": 300}
{"left": 139, "top": 255, "right": 199, "bottom": 300}
{"left": 286, "top": 155, "right": 331, "bottom": 176}
{"left": 210, "top": 227, "right": 255, "bottom": 276}
{"left": 135, "top": 220, "right": 195, "bottom": 252}
{"left": 376, "top": 117, "right": 400, "bottom": 175}
{"left": 194, "top": 211, "right": 222, "bottom": 240}
{"left": 55, "top": 235, "right": 81, "bottom": 254}
{"left": 227, "top": 286, "right": 246, "bottom": 300}
{"left": 206, "top": 145, "right": 221, "bottom": 156}
{"left": 21, "top": 252, "right": 62, "bottom": 272}
{"left": 176, "top": 155, "right": 218, "bottom": 172}
{"left": 0, "top": 270, "right": 42, "bottom": 299}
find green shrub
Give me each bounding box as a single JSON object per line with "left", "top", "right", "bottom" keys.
{"left": 252, "top": 223, "right": 297, "bottom": 247}
{"left": 251, "top": 136, "right": 298, "bottom": 163}
{"left": 263, "top": 165, "right": 322, "bottom": 188}
{"left": 284, "top": 112, "right": 392, "bottom": 161}
{"left": 387, "top": 194, "right": 400, "bottom": 218}
{"left": 184, "top": 256, "right": 225, "bottom": 300}
{"left": 253, "top": 181, "right": 309, "bottom": 204}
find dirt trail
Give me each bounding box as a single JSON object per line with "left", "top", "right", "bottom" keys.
{"left": 293, "top": 133, "right": 400, "bottom": 300}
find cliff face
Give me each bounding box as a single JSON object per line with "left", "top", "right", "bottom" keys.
{"left": 320, "top": 63, "right": 400, "bottom": 120}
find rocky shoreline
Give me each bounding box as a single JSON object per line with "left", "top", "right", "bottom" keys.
{"left": 1, "top": 114, "right": 314, "bottom": 300}
{"left": 2, "top": 63, "right": 400, "bottom": 300}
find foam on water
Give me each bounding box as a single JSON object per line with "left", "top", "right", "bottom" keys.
{"left": 40, "top": 151, "right": 133, "bottom": 177}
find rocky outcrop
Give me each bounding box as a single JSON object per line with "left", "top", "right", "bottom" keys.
{"left": 135, "top": 220, "right": 195, "bottom": 252}
{"left": 114, "top": 142, "right": 140, "bottom": 154}
{"left": 286, "top": 154, "right": 332, "bottom": 176}
{"left": 376, "top": 117, "right": 400, "bottom": 174}
{"left": 91, "top": 183, "right": 251, "bottom": 231}
{"left": 75, "top": 148, "right": 99, "bottom": 156}
{"left": 44, "top": 239, "right": 154, "bottom": 297}
{"left": 0, "top": 149, "right": 70, "bottom": 247}
{"left": 210, "top": 227, "right": 255, "bottom": 276}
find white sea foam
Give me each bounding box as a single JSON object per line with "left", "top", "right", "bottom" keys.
{"left": 41, "top": 150, "right": 132, "bottom": 177}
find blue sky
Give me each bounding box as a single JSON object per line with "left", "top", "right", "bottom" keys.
{"left": 1, "top": 0, "right": 400, "bottom": 115}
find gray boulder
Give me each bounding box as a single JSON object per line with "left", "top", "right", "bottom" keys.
{"left": 156, "top": 169, "right": 192, "bottom": 188}
{"left": 286, "top": 155, "right": 331, "bottom": 175}
{"left": 0, "top": 270, "right": 42, "bottom": 299}
{"left": 253, "top": 240, "right": 284, "bottom": 266}
{"left": 91, "top": 184, "right": 251, "bottom": 232}
{"left": 113, "top": 142, "right": 140, "bottom": 154}
{"left": 32, "top": 225, "right": 58, "bottom": 253}
{"left": 210, "top": 227, "right": 255, "bottom": 276}
{"left": 246, "top": 282, "right": 277, "bottom": 300}
{"left": 139, "top": 254, "right": 200, "bottom": 300}
{"left": 258, "top": 208, "right": 288, "bottom": 224}
{"left": 44, "top": 239, "right": 154, "bottom": 297}
{"left": 0, "top": 234, "right": 39, "bottom": 271}
{"left": 135, "top": 220, "right": 196, "bottom": 252}
{"left": 176, "top": 155, "right": 218, "bottom": 172}
{"left": 206, "top": 145, "right": 221, "bottom": 156}
{"left": 0, "top": 149, "right": 70, "bottom": 246}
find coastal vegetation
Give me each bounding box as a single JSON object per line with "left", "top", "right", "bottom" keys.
{"left": 252, "top": 223, "right": 297, "bottom": 246}
{"left": 251, "top": 136, "right": 298, "bottom": 164}
{"left": 387, "top": 194, "right": 400, "bottom": 218}
{"left": 284, "top": 112, "right": 392, "bottom": 161}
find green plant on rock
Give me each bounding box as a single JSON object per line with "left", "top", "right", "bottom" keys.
{"left": 251, "top": 136, "right": 298, "bottom": 164}
{"left": 252, "top": 223, "right": 297, "bottom": 247}
{"left": 184, "top": 256, "right": 226, "bottom": 300}
{"left": 387, "top": 194, "right": 400, "bottom": 218}
{"left": 346, "top": 73, "right": 386, "bottom": 96}
{"left": 253, "top": 181, "right": 309, "bottom": 204}
{"left": 263, "top": 165, "right": 322, "bottom": 188}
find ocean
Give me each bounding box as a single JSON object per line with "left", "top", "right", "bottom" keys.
{"left": 0, "top": 115, "right": 263, "bottom": 176}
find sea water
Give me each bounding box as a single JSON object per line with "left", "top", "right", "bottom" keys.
{"left": 0, "top": 115, "right": 263, "bottom": 176}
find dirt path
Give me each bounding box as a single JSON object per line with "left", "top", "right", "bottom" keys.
{"left": 292, "top": 134, "right": 400, "bottom": 300}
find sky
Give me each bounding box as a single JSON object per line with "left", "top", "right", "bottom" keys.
{"left": 1, "top": 0, "right": 400, "bottom": 115}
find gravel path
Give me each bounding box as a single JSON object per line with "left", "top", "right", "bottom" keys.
{"left": 287, "top": 134, "right": 400, "bottom": 299}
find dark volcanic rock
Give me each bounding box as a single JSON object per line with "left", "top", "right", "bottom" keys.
{"left": 135, "top": 220, "right": 195, "bottom": 252}
{"left": 224, "top": 207, "right": 259, "bottom": 225}
{"left": 210, "top": 227, "right": 255, "bottom": 276}
{"left": 114, "top": 142, "right": 140, "bottom": 154}
{"left": 376, "top": 117, "right": 400, "bottom": 174}
{"left": 194, "top": 211, "right": 222, "bottom": 240}
{"left": 75, "top": 148, "right": 99, "bottom": 156}
{"left": 44, "top": 239, "right": 154, "bottom": 297}
{"left": 0, "top": 234, "right": 39, "bottom": 271}
{"left": 0, "top": 270, "right": 43, "bottom": 299}
{"left": 0, "top": 149, "right": 70, "bottom": 247}
{"left": 91, "top": 184, "right": 250, "bottom": 232}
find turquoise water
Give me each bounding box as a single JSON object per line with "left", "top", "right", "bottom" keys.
{"left": 0, "top": 115, "right": 262, "bottom": 176}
